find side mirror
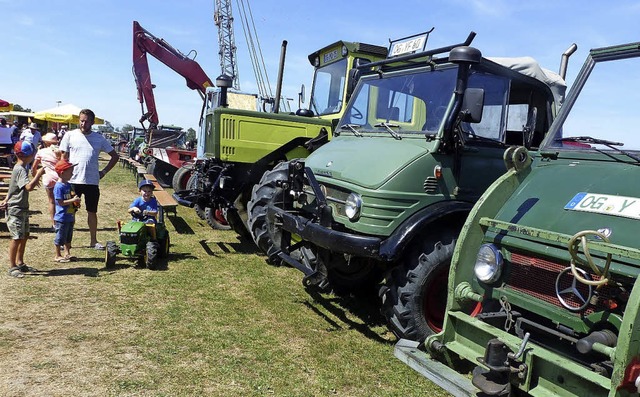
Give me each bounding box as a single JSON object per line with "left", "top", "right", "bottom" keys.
{"left": 298, "top": 84, "right": 306, "bottom": 107}
{"left": 461, "top": 88, "right": 484, "bottom": 123}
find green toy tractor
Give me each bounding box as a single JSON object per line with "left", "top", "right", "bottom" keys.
{"left": 105, "top": 208, "right": 170, "bottom": 270}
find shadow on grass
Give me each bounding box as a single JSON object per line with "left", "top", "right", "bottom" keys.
{"left": 167, "top": 216, "right": 195, "bottom": 235}
{"left": 302, "top": 288, "right": 390, "bottom": 344}
{"left": 198, "top": 237, "right": 260, "bottom": 256}
{"left": 30, "top": 267, "right": 100, "bottom": 277}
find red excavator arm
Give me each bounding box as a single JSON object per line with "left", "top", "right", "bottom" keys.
{"left": 132, "top": 20, "right": 214, "bottom": 129}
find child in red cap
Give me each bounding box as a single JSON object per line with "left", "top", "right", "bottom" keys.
{"left": 0, "top": 141, "right": 45, "bottom": 278}
{"left": 52, "top": 158, "right": 81, "bottom": 262}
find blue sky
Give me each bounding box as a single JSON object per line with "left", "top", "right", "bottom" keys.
{"left": 3, "top": 0, "right": 640, "bottom": 130}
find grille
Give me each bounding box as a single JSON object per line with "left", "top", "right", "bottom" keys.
{"left": 121, "top": 233, "right": 139, "bottom": 245}
{"left": 506, "top": 252, "right": 613, "bottom": 315}
{"left": 423, "top": 177, "right": 438, "bottom": 193}
{"left": 221, "top": 118, "right": 235, "bottom": 140}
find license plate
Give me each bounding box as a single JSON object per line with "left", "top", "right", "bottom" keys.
{"left": 322, "top": 49, "right": 339, "bottom": 64}
{"left": 389, "top": 35, "right": 427, "bottom": 57}
{"left": 564, "top": 192, "right": 640, "bottom": 220}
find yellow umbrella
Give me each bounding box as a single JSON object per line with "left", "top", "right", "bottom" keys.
{"left": 34, "top": 103, "right": 105, "bottom": 124}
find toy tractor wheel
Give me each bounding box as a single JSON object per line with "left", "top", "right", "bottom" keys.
{"left": 146, "top": 241, "right": 160, "bottom": 270}
{"left": 247, "top": 161, "right": 290, "bottom": 261}
{"left": 186, "top": 174, "right": 206, "bottom": 220}
{"left": 205, "top": 207, "right": 231, "bottom": 230}
{"left": 159, "top": 235, "right": 170, "bottom": 258}
{"left": 172, "top": 165, "right": 192, "bottom": 192}
{"left": 105, "top": 241, "right": 118, "bottom": 269}
{"left": 381, "top": 229, "right": 460, "bottom": 342}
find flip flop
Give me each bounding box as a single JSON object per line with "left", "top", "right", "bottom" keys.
{"left": 92, "top": 243, "right": 105, "bottom": 250}
{"left": 8, "top": 267, "right": 24, "bottom": 278}
{"left": 54, "top": 257, "right": 70, "bottom": 263}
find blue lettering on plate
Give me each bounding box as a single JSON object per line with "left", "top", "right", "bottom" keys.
{"left": 564, "top": 192, "right": 587, "bottom": 210}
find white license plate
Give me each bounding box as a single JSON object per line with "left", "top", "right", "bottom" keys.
{"left": 565, "top": 192, "right": 640, "bottom": 220}
{"left": 390, "top": 36, "right": 426, "bottom": 57}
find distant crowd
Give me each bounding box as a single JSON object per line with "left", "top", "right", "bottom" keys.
{"left": 0, "top": 117, "right": 70, "bottom": 163}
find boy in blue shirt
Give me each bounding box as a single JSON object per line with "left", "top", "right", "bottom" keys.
{"left": 128, "top": 179, "right": 158, "bottom": 239}
{"left": 53, "top": 158, "right": 81, "bottom": 262}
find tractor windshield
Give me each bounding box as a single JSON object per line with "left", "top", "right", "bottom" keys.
{"left": 545, "top": 55, "right": 640, "bottom": 154}
{"left": 310, "top": 58, "right": 348, "bottom": 116}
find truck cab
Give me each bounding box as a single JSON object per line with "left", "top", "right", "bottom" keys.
{"left": 397, "top": 42, "right": 640, "bottom": 396}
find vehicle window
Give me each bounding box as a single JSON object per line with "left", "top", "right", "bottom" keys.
{"left": 343, "top": 68, "right": 457, "bottom": 133}
{"left": 310, "top": 58, "right": 347, "bottom": 116}
{"left": 463, "top": 73, "right": 509, "bottom": 140}
{"left": 548, "top": 56, "right": 640, "bottom": 151}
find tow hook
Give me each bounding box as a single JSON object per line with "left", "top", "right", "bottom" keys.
{"left": 472, "top": 333, "right": 530, "bottom": 396}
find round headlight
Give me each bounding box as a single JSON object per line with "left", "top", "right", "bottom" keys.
{"left": 344, "top": 193, "right": 362, "bottom": 220}
{"left": 474, "top": 244, "right": 503, "bottom": 284}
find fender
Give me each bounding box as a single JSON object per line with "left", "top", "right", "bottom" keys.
{"left": 378, "top": 200, "right": 473, "bottom": 261}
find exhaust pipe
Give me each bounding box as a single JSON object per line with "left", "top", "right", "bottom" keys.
{"left": 274, "top": 40, "right": 287, "bottom": 113}
{"left": 559, "top": 43, "right": 578, "bottom": 80}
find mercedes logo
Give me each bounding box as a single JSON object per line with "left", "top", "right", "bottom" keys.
{"left": 555, "top": 267, "right": 593, "bottom": 312}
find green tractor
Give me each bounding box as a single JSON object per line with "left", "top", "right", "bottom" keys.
{"left": 250, "top": 30, "right": 575, "bottom": 343}
{"left": 105, "top": 188, "right": 170, "bottom": 270}
{"left": 173, "top": 39, "right": 388, "bottom": 236}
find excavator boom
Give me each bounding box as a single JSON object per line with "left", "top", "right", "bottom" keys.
{"left": 132, "top": 20, "right": 214, "bottom": 128}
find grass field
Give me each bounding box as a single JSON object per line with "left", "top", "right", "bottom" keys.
{"left": 0, "top": 157, "right": 448, "bottom": 396}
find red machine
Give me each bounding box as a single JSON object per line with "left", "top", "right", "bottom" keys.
{"left": 132, "top": 20, "right": 213, "bottom": 186}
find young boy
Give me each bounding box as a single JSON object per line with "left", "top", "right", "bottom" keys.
{"left": 0, "top": 141, "right": 45, "bottom": 278}
{"left": 52, "top": 158, "right": 81, "bottom": 262}
{"left": 127, "top": 179, "right": 158, "bottom": 239}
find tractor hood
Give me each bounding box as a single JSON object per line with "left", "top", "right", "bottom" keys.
{"left": 494, "top": 158, "right": 640, "bottom": 249}
{"left": 305, "top": 136, "right": 431, "bottom": 189}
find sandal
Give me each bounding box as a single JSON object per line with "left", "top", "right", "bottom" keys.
{"left": 8, "top": 267, "right": 24, "bottom": 278}
{"left": 17, "top": 264, "right": 38, "bottom": 272}
{"left": 92, "top": 243, "right": 105, "bottom": 251}
{"left": 64, "top": 255, "right": 77, "bottom": 261}
{"left": 54, "top": 257, "right": 70, "bottom": 263}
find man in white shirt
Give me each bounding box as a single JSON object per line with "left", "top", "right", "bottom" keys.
{"left": 59, "top": 109, "right": 119, "bottom": 250}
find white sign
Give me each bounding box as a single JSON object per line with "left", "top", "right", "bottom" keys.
{"left": 389, "top": 35, "right": 427, "bottom": 57}
{"left": 564, "top": 192, "right": 640, "bottom": 220}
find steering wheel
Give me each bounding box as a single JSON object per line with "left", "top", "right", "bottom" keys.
{"left": 350, "top": 106, "right": 363, "bottom": 120}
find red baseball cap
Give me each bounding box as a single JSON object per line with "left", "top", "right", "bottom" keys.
{"left": 54, "top": 158, "right": 76, "bottom": 175}
{"left": 13, "top": 141, "right": 35, "bottom": 157}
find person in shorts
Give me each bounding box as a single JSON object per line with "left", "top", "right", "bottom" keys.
{"left": 0, "top": 141, "right": 45, "bottom": 278}
{"left": 53, "top": 158, "right": 81, "bottom": 263}
{"left": 59, "top": 108, "right": 119, "bottom": 250}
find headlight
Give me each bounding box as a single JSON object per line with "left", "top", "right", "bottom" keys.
{"left": 344, "top": 193, "right": 362, "bottom": 221}
{"left": 474, "top": 244, "right": 503, "bottom": 284}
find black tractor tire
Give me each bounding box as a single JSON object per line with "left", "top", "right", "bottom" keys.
{"left": 146, "top": 241, "right": 160, "bottom": 270}
{"left": 159, "top": 235, "right": 170, "bottom": 258}
{"left": 151, "top": 160, "right": 175, "bottom": 188}
{"left": 204, "top": 207, "right": 231, "bottom": 230}
{"left": 247, "top": 162, "right": 289, "bottom": 259}
{"left": 381, "top": 229, "right": 458, "bottom": 342}
{"left": 327, "top": 255, "right": 382, "bottom": 295}
{"left": 186, "top": 174, "right": 206, "bottom": 220}
{"left": 172, "top": 165, "right": 192, "bottom": 192}
{"left": 105, "top": 241, "right": 118, "bottom": 269}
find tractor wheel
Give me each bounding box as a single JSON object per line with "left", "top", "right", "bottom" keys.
{"left": 186, "top": 174, "right": 206, "bottom": 220}
{"left": 172, "top": 165, "right": 192, "bottom": 192}
{"left": 381, "top": 229, "right": 458, "bottom": 342}
{"left": 105, "top": 241, "right": 118, "bottom": 269}
{"left": 247, "top": 162, "right": 289, "bottom": 260}
{"left": 146, "top": 241, "right": 160, "bottom": 270}
{"left": 158, "top": 235, "right": 170, "bottom": 258}
{"left": 151, "top": 160, "right": 175, "bottom": 188}
{"left": 326, "top": 254, "right": 382, "bottom": 295}
{"left": 204, "top": 207, "right": 231, "bottom": 230}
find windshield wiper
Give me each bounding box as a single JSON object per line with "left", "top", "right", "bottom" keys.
{"left": 558, "top": 136, "right": 640, "bottom": 163}
{"left": 339, "top": 124, "right": 363, "bottom": 137}
{"left": 374, "top": 122, "right": 402, "bottom": 140}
